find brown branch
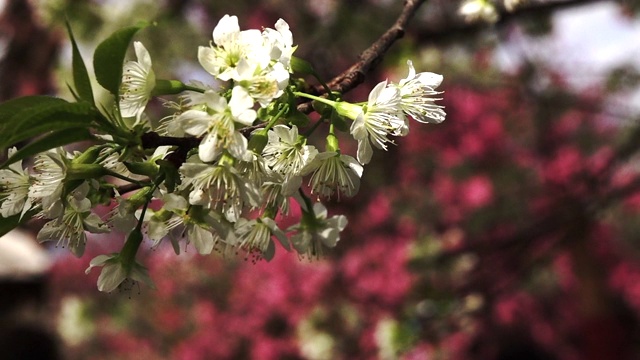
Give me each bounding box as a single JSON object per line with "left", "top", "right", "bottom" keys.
{"left": 323, "top": 0, "right": 427, "bottom": 93}
{"left": 298, "top": 0, "right": 428, "bottom": 113}
{"left": 414, "top": 0, "right": 607, "bottom": 44}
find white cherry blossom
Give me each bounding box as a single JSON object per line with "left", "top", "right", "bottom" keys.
{"left": 120, "top": 41, "right": 156, "bottom": 123}
{"left": 347, "top": 80, "right": 405, "bottom": 165}
{"left": 396, "top": 60, "right": 446, "bottom": 124}
{"left": 302, "top": 151, "right": 363, "bottom": 200}
{"left": 288, "top": 202, "right": 347, "bottom": 259}
{"left": 0, "top": 147, "right": 32, "bottom": 218}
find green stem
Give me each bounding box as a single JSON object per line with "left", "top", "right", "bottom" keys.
{"left": 264, "top": 104, "right": 289, "bottom": 132}
{"left": 104, "top": 169, "right": 149, "bottom": 187}
{"left": 298, "top": 188, "right": 315, "bottom": 215}
{"left": 293, "top": 92, "right": 337, "bottom": 108}
{"left": 326, "top": 123, "right": 339, "bottom": 152}
{"left": 311, "top": 74, "right": 334, "bottom": 100}
{"left": 121, "top": 173, "right": 166, "bottom": 263}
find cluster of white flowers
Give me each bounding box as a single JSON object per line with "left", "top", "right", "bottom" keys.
{"left": 0, "top": 15, "right": 445, "bottom": 292}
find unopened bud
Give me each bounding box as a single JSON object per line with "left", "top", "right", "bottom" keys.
{"left": 66, "top": 163, "right": 108, "bottom": 180}
{"left": 248, "top": 130, "right": 269, "bottom": 154}
{"left": 290, "top": 56, "right": 315, "bottom": 75}
{"left": 151, "top": 79, "right": 187, "bottom": 96}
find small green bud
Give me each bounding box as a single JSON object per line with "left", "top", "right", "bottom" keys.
{"left": 326, "top": 133, "right": 340, "bottom": 153}
{"left": 334, "top": 101, "right": 363, "bottom": 121}
{"left": 248, "top": 130, "right": 269, "bottom": 154}
{"left": 66, "top": 163, "right": 108, "bottom": 180}
{"left": 72, "top": 145, "right": 103, "bottom": 165}
{"left": 290, "top": 56, "right": 315, "bottom": 75}
{"left": 124, "top": 161, "right": 158, "bottom": 177}
{"left": 151, "top": 79, "right": 187, "bottom": 96}
{"left": 124, "top": 186, "right": 154, "bottom": 213}
{"left": 257, "top": 107, "right": 270, "bottom": 120}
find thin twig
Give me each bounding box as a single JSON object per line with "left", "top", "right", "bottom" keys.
{"left": 297, "top": 0, "right": 428, "bottom": 113}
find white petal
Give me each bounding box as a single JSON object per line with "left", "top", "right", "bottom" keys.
{"left": 84, "top": 213, "right": 109, "bottom": 233}
{"left": 262, "top": 240, "right": 276, "bottom": 261}
{"left": 203, "top": 90, "right": 228, "bottom": 113}
{"left": 273, "top": 124, "right": 295, "bottom": 142}
{"left": 356, "top": 137, "right": 373, "bottom": 165}
{"left": 189, "top": 225, "right": 214, "bottom": 255}
{"left": 97, "top": 262, "right": 127, "bottom": 292}
{"left": 405, "top": 60, "right": 417, "bottom": 82}
{"left": 275, "top": 19, "right": 292, "bottom": 45}
{"left": 179, "top": 110, "right": 211, "bottom": 136}
{"left": 198, "top": 133, "right": 219, "bottom": 163}
{"left": 147, "top": 219, "right": 169, "bottom": 241}
{"left": 416, "top": 72, "right": 443, "bottom": 88}
{"left": 163, "top": 193, "right": 188, "bottom": 211}
{"left": 262, "top": 217, "right": 290, "bottom": 251}
{"left": 133, "top": 41, "right": 152, "bottom": 70}
{"left": 349, "top": 115, "right": 368, "bottom": 141}
{"left": 197, "top": 46, "right": 220, "bottom": 76}
{"left": 230, "top": 86, "right": 254, "bottom": 113}
{"left": 189, "top": 189, "right": 208, "bottom": 206}
{"left": 130, "top": 263, "right": 155, "bottom": 289}
{"left": 85, "top": 254, "right": 113, "bottom": 274}
{"left": 368, "top": 80, "right": 388, "bottom": 105}
{"left": 341, "top": 154, "right": 364, "bottom": 178}
{"left": 312, "top": 202, "right": 328, "bottom": 219}
{"left": 213, "top": 14, "right": 240, "bottom": 46}
{"left": 228, "top": 132, "right": 250, "bottom": 161}
{"left": 282, "top": 175, "right": 302, "bottom": 196}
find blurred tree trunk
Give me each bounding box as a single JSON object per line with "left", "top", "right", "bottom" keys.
{"left": 0, "top": 0, "right": 60, "bottom": 101}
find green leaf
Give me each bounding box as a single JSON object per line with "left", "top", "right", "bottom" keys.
{"left": 0, "top": 209, "right": 39, "bottom": 238}
{"left": 0, "top": 96, "right": 66, "bottom": 130}
{"left": 1, "top": 100, "right": 95, "bottom": 150}
{"left": 1, "top": 128, "right": 93, "bottom": 168}
{"left": 93, "top": 23, "right": 149, "bottom": 97}
{"left": 66, "top": 21, "right": 95, "bottom": 105}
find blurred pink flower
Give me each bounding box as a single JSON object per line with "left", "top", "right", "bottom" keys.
{"left": 460, "top": 175, "right": 494, "bottom": 209}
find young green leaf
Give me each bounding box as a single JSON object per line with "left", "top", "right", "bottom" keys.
{"left": 93, "top": 22, "right": 149, "bottom": 97}
{"left": 66, "top": 21, "right": 94, "bottom": 105}
{"left": 0, "top": 96, "right": 67, "bottom": 130}
{"left": 1, "top": 128, "right": 93, "bottom": 169}
{"left": 1, "top": 101, "right": 95, "bottom": 150}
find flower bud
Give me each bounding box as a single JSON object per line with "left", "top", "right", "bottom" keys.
{"left": 326, "top": 133, "right": 340, "bottom": 153}
{"left": 66, "top": 163, "right": 108, "bottom": 180}
{"left": 248, "top": 130, "right": 269, "bottom": 154}
{"left": 151, "top": 79, "right": 187, "bottom": 96}
{"left": 334, "top": 101, "right": 363, "bottom": 121}
{"left": 72, "top": 145, "right": 103, "bottom": 165}
{"left": 124, "top": 161, "right": 158, "bottom": 177}
{"left": 290, "top": 56, "right": 315, "bottom": 75}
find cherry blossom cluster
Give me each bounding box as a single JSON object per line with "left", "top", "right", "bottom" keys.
{"left": 0, "top": 14, "right": 445, "bottom": 291}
